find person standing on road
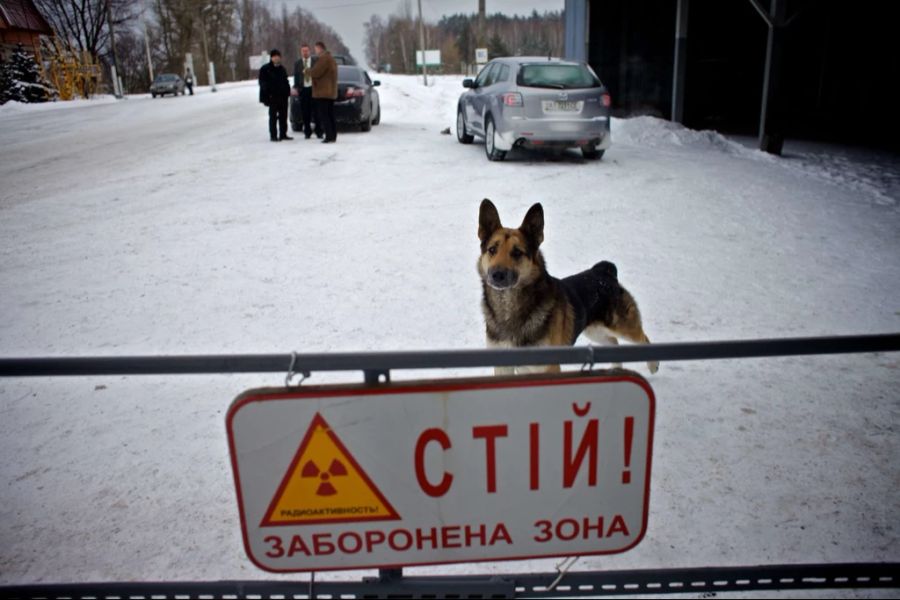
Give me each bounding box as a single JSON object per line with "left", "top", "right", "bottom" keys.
{"left": 305, "top": 41, "right": 338, "bottom": 144}
{"left": 258, "top": 49, "right": 293, "bottom": 142}
{"left": 293, "top": 43, "right": 322, "bottom": 139}
{"left": 184, "top": 69, "right": 194, "bottom": 96}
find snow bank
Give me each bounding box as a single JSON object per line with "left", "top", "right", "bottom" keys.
{"left": 613, "top": 115, "right": 898, "bottom": 207}
{"left": 0, "top": 96, "right": 119, "bottom": 114}
{"left": 612, "top": 115, "right": 761, "bottom": 159}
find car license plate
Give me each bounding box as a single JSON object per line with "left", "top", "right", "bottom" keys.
{"left": 543, "top": 100, "right": 582, "bottom": 113}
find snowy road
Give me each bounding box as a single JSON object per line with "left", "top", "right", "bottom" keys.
{"left": 1, "top": 77, "right": 898, "bottom": 593}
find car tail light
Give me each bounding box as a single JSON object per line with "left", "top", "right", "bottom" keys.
{"left": 345, "top": 87, "right": 365, "bottom": 98}
{"left": 601, "top": 93, "right": 611, "bottom": 108}
{"left": 502, "top": 92, "right": 523, "bottom": 107}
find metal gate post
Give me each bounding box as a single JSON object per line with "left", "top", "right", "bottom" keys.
{"left": 367, "top": 370, "right": 393, "bottom": 588}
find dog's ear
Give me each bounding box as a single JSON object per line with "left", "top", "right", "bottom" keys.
{"left": 478, "top": 199, "right": 502, "bottom": 244}
{"left": 520, "top": 203, "right": 544, "bottom": 250}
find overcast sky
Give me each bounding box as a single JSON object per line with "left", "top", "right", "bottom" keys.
{"left": 272, "top": 0, "right": 565, "bottom": 66}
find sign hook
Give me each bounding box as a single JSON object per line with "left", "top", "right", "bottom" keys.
{"left": 581, "top": 344, "right": 596, "bottom": 372}
{"left": 547, "top": 555, "right": 580, "bottom": 591}
{"left": 285, "top": 351, "right": 310, "bottom": 387}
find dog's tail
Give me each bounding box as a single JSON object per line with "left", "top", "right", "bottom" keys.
{"left": 591, "top": 260, "right": 618, "bottom": 279}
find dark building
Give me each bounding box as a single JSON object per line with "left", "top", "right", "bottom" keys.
{"left": 0, "top": 0, "right": 53, "bottom": 60}
{"left": 564, "top": 0, "right": 900, "bottom": 151}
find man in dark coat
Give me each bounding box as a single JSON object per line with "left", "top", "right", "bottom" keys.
{"left": 293, "top": 43, "right": 322, "bottom": 139}
{"left": 258, "top": 49, "right": 293, "bottom": 142}
{"left": 305, "top": 41, "right": 338, "bottom": 143}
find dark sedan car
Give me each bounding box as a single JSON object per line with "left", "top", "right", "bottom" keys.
{"left": 292, "top": 65, "right": 381, "bottom": 133}
{"left": 335, "top": 66, "right": 381, "bottom": 131}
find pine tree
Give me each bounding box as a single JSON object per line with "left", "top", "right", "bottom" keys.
{"left": 487, "top": 34, "right": 510, "bottom": 59}
{"left": 3, "top": 44, "right": 57, "bottom": 103}
{"left": 0, "top": 56, "right": 13, "bottom": 105}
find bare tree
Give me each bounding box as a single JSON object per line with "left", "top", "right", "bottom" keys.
{"left": 35, "top": 0, "right": 137, "bottom": 58}
{"left": 364, "top": 15, "right": 385, "bottom": 68}
{"left": 234, "top": 0, "right": 261, "bottom": 79}
{"left": 147, "top": 0, "right": 236, "bottom": 85}
{"left": 364, "top": 7, "right": 563, "bottom": 74}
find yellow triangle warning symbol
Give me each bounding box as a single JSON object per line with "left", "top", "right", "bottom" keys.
{"left": 261, "top": 413, "right": 400, "bottom": 526}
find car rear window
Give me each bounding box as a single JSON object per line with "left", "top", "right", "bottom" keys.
{"left": 338, "top": 66, "right": 363, "bottom": 83}
{"left": 156, "top": 74, "right": 177, "bottom": 81}
{"left": 517, "top": 64, "right": 601, "bottom": 89}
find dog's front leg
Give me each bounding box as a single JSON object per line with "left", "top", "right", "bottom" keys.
{"left": 487, "top": 338, "right": 517, "bottom": 377}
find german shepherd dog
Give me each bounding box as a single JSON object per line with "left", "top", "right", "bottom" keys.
{"left": 477, "top": 199, "right": 658, "bottom": 375}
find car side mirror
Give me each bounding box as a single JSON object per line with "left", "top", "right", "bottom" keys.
{"left": 373, "top": 80, "right": 381, "bottom": 87}
{"left": 463, "top": 78, "right": 475, "bottom": 88}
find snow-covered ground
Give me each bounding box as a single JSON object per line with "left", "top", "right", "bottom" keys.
{"left": 1, "top": 75, "right": 898, "bottom": 595}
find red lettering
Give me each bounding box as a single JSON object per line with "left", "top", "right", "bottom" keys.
{"left": 265, "top": 535, "right": 285, "bottom": 558}
{"left": 441, "top": 525, "right": 462, "bottom": 548}
{"left": 556, "top": 518, "right": 579, "bottom": 541}
{"left": 287, "top": 535, "right": 309, "bottom": 557}
{"left": 563, "top": 418, "right": 599, "bottom": 488}
{"left": 583, "top": 516, "right": 605, "bottom": 539}
{"left": 473, "top": 424, "right": 508, "bottom": 493}
{"left": 415, "top": 428, "right": 453, "bottom": 497}
{"left": 389, "top": 529, "right": 413, "bottom": 551}
{"left": 529, "top": 422, "right": 540, "bottom": 490}
{"left": 416, "top": 527, "right": 439, "bottom": 550}
{"left": 365, "top": 530, "right": 385, "bottom": 553}
{"left": 607, "top": 514, "right": 630, "bottom": 537}
{"left": 534, "top": 519, "right": 553, "bottom": 543}
{"left": 489, "top": 522, "right": 513, "bottom": 545}
{"left": 312, "top": 533, "right": 335, "bottom": 555}
{"left": 572, "top": 402, "right": 591, "bottom": 417}
{"left": 338, "top": 532, "right": 362, "bottom": 554}
{"left": 465, "top": 524, "right": 487, "bottom": 546}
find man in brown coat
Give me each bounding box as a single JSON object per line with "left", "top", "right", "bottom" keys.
{"left": 305, "top": 41, "right": 338, "bottom": 143}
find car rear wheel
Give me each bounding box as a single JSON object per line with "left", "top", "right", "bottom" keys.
{"left": 372, "top": 105, "right": 381, "bottom": 125}
{"left": 361, "top": 110, "right": 372, "bottom": 132}
{"left": 582, "top": 145, "right": 605, "bottom": 160}
{"left": 456, "top": 108, "right": 473, "bottom": 144}
{"left": 484, "top": 116, "right": 506, "bottom": 162}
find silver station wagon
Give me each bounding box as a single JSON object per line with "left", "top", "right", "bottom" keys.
{"left": 456, "top": 57, "right": 612, "bottom": 161}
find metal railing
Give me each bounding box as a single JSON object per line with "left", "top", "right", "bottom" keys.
{"left": 3, "top": 562, "right": 897, "bottom": 599}
{"left": 2, "top": 332, "right": 899, "bottom": 598}
{"left": 2, "top": 333, "right": 898, "bottom": 380}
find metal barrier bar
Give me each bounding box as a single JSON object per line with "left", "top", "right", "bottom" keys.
{"left": 3, "top": 335, "right": 898, "bottom": 597}
{"left": 1, "top": 333, "right": 898, "bottom": 377}
{"left": 3, "top": 562, "right": 897, "bottom": 598}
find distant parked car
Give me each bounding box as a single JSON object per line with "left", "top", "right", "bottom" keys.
{"left": 456, "top": 57, "right": 612, "bottom": 161}
{"left": 150, "top": 74, "right": 185, "bottom": 98}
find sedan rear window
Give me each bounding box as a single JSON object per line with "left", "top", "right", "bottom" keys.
{"left": 338, "top": 66, "right": 363, "bottom": 83}
{"left": 517, "top": 64, "right": 601, "bottom": 89}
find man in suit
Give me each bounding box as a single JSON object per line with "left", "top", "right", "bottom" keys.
{"left": 258, "top": 49, "right": 293, "bottom": 142}
{"left": 293, "top": 43, "right": 322, "bottom": 139}
{"left": 305, "top": 41, "right": 338, "bottom": 143}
